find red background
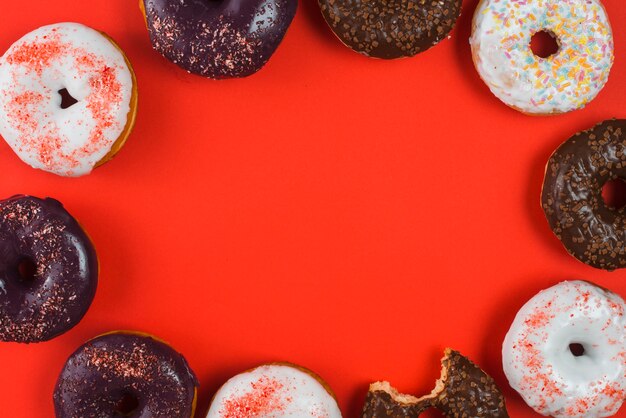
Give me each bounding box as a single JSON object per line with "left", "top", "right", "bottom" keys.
{"left": 1, "top": 0, "right": 626, "bottom": 417}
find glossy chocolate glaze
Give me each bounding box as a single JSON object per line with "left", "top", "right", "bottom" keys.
{"left": 143, "top": 0, "right": 297, "bottom": 78}
{"left": 54, "top": 333, "right": 199, "bottom": 418}
{"left": 319, "top": 0, "right": 461, "bottom": 59}
{"left": 0, "top": 195, "right": 98, "bottom": 343}
{"left": 362, "top": 349, "right": 509, "bottom": 418}
{"left": 542, "top": 120, "right": 626, "bottom": 270}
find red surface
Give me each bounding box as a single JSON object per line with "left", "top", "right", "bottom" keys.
{"left": 1, "top": 1, "right": 626, "bottom": 417}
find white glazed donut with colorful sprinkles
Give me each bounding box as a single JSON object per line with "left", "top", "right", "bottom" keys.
{"left": 0, "top": 23, "right": 137, "bottom": 177}
{"left": 470, "top": 0, "right": 614, "bottom": 114}
{"left": 206, "top": 363, "right": 343, "bottom": 418}
{"left": 503, "top": 281, "right": 626, "bottom": 417}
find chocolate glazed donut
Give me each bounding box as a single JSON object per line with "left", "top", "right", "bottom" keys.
{"left": 318, "top": 0, "right": 462, "bottom": 59}
{"left": 141, "top": 0, "right": 298, "bottom": 78}
{"left": 362, "top": 349, "right": 509, "bottom": 417}
{"left": 0, "top": 195, "right": 98, "bottom": 343}
{"left": 542, "top": 120, "right": 626, "bottom": 270}
{"left": 54, "top": 332, "right": 199, "bottom": 418}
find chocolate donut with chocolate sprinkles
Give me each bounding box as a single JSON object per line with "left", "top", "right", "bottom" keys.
{"left": 542, "top": 120, "right": 626, "bottom": 270}
{"left": 54, "top": 332, "right": 199, "bottom": 418}
{"left": 362, "top": 348, "right": 509, "bottom": 418}
{"left": 318, "top": 0, "right": 462, "bottom": 59}
{"left": 0, "top": 195, "right": 98, "bottom": 343}
{"left": 141, "top": 0, "right": 297, "bottom": 78}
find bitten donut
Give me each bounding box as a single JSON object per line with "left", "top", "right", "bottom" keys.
{"left": 542, "top": 120, "right": 626, "bottom": 270}
{"left": 362, "top": 348, "right": 509, "bottom": 417}
{"left": 54, "top": 332, "right": 199, "bottom": 418}
{"left": 0, "top": 23, "right": 138, "bottom": 176}
{"left": 141, "top": 0, "right": 297, "bottom": 79}
{"left": 470, "top": 0, "right": 613, "bottom": 115}
{"left": 318, "top": 0, "right": 461, "bottom": 59}
{"left": 206, "top": 363, "right": 342, "bottom": 417}
{"left": 0, "top": 195, "right": 98, "bottom": 343}
{"left": 503, "top": 281, "right": 626, "bottom": 417}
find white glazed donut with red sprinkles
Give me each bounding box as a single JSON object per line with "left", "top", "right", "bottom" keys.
{"left": 503, "top": 281, "right": 626, "bottom": 417}
{"left": 206, "top": 363, "right": 342, "bottom": 418}
{"left": 0, "top": 23, "right": 136, "bottom": 177}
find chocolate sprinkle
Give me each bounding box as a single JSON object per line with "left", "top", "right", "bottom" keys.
{"left": 142, "top": 0, "right": 298, "bottom": 79}
{"left": 362, "top": 349, "right": 509, "bottom": 417}
{"left": 0, "top": 195, "right": 98, "bottom": 343}
{"left": 542, "top": 120, "right": 626, "bottom": 271}
{"left": 53, "top": 332, "right": 199, "bottom": 418}
{"left": 318, "top": 0, "right": 462, "bottom": 59}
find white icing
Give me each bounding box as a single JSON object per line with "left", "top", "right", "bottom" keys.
{"left": 0, "top": 23, "right": 134, "bottom": 177}
{"left": 206, "top": 364, "right": 343, "bottom": 418}
{"left": 503, "top": 281, "right": 626, "bottom": 417}
{"left": 470, "top": 0, "right": 613, "bottom": 114}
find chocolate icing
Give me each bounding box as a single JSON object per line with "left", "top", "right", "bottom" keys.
{"left": 142, "top": 0, "right": 297, "bottom": 78}
{"left": 319, "top": 0, "right": 462, "bottom": 59}
{"left": 0, "top": 195, "right": 98, "bottom": 343}
{"left": 54, "top": 332, "right": 199, "bottom": 418}
{"left": 542, "top": 120, "right": 626, "bottom": 270}
{"left": 362, "top": 349, "right": 509, "bottom": 418}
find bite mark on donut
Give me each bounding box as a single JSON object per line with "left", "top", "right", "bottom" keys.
{"left": 362, "top": 349, "right": 509, "bottom": 417}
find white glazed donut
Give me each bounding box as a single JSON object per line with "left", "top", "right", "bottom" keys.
{"left": 503, "top": 281, "right": 626, "bottom": 417}
{"left": 0, "top": 23, "right": 137, "bottom": 177}
{"left": 470, "top": 0, "right": 614, "bottom": 115}
{"left": 206, "top": 363, "right": 343, "bottom": 418}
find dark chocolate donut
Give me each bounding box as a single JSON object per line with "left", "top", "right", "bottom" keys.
{"left": 141, "top": 0, "right": 298, "bottom": 78}
{"left": 53, "top": 332, "right": 199, "bottom": 418}
{"left": 362, "top": 349, "right": 509, "bottom": 417}
{"left": 0, "top": 195, "right": 98, "bottom": 343}
{"left": 318, "top": 0, "right": 462, "bottom": 59}
{"left": 542, "top": 120, "right": 626, "bottom": 271}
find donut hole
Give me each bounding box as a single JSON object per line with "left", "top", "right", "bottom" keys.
{"left": 114, "top": 392, "right": 139, "bottom": 416}
{"left": 17, "top": 258, "right": 37, "bottom": 284}
{"left": 602, "top": 178, "right": 626, "bottom": 210}
{"left": 569, "top": 343, "right": 585, "bottom": 357}
{"left": 530, "top": 30, "right": 560, "bottom": 58}
{"left": 58, "top": 88, "right": 78, "bottom": 109}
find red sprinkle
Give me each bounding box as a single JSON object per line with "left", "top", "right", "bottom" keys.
{"left": 220, "top": 376, "right": 286, "bottom": 418}
{"left": 6, "top": 36, "right": 64, "bottom": 75}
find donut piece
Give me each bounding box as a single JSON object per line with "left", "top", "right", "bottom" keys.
{"left": 205, "top": 363, "right": 342, "bottom": 417}
{"left": 0, "top": 195, "right": 98, "bottom": 343}
{"left": 0, "top": 23, "right": 138, "bottom": 177}
{"left": 141, "top": 0, "right": 297, "bottom": 79}
{"left": 53, "top": 332, "right": 199, "bottom": 418}
{"left": 470, "top": 0, "right": 613, "bottom": 115}
{"left": 503, "top": 281, "right": 626, "bottom": 417}
{"left": 542, "top": 120, "right": 626, "bottom": 270}
{"left": 318, "top": 0, "right": 461, "bottom": 59}
{"left": 362, "top": 349, "right": 509, "bottom": 418}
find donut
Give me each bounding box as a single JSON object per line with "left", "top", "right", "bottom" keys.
{"left": 140, "top": 0, "right": 298, "bottom": 79}
{"left": 318, "top": 0, "right": 462, "bottom": 59}
{"left": 469, "top": 0, "right": 614, "bottom": 115}
{"left": 503, "top": 281, "right": 626, "bottom": 417}
{"left": 0, "top": 195, "right": 98, "bottom": 343}
{"left": 0, "top": 22, "right": 138, "bottom": 177}
{"left": 53, "top": 331, "right": 199, "bottom": 418}
{"left": 542, "top": 120, "right": 626, "bottom": 270}
{"left": 362, "top": 348, "right": 509, "bottom": 417}
{"left": 205, "top": 363, "right": 342, "bottom": 417}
